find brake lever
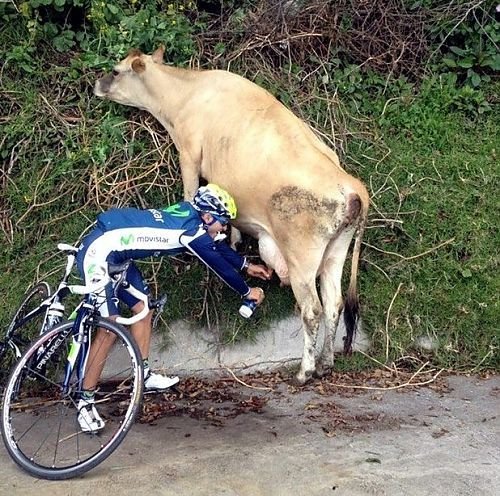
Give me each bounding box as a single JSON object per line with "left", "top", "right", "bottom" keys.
{"left": 111, "top": 262, "right": 131, "bottom": 297}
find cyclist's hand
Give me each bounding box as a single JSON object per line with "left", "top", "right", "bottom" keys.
{"left": 247, "top": 287, "right": 265, "bottom": 305}
{"left": 247, "top": 263, "right": 273, "bottom": 281}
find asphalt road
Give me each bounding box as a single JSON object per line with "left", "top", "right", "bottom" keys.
{"left": 0, "top": 372, "right": 498, "bottom": 496}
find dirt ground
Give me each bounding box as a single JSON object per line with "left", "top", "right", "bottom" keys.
{"left": 0, "top": 370, "right": 498, "bottom": 496}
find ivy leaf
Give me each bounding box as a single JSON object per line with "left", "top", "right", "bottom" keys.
{"left": 450, "top": 46, "right": 466, "bottom": 56}
{"left": 490, "top": 54, "right": 500, "bottom": 71}
{"left": 457, "top": 57, "right": 474, "bottom": 68}
{"left": 461, "top": 269, "right": 472, "bottom": 278}
{"left": 53, "top": 30, "right": 75, "bottom": 53}
{"left": 469, "top": 71, "right": 481, "bottom": 87}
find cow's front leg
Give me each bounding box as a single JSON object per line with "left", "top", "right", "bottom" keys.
{"left": 229, "top": 228, "right": 242, "bottom": 249}
{"left": 179, "top": 150, "right": 201, "bottom": 201}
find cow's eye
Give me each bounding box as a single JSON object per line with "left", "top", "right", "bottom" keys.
{"left": 112, "top": 69, "right": 120, "bottom": 77}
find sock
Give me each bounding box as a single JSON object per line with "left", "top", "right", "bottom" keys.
{"left": 81, "top": 389, "right": 95, "bottom": 402}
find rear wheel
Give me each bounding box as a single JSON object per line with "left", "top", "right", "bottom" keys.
{"left": 1, "top": 318, "right": 144, "bottom": 480}
{"left": 0, "top": 282, "right": 51, "bottom": 376}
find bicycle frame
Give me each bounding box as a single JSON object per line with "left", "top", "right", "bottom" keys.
{"left": 54, "top": 266, "right": 150, "bottom": 396}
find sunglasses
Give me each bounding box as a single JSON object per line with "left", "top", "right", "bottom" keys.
{"left": 213, "top": 215, "right": 230, "bottom": 226}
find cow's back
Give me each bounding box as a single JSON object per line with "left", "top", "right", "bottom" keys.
{"left": 178, "top": 69, "right": 356, "bottom": 197}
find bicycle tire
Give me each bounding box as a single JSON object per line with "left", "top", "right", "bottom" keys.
{"left": 0, "top": 282, "right": 51, "bottom": 368}
{"left": 1, "top": 318, "right": 144, "bottom": 480}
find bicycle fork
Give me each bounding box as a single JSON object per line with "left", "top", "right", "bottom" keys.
{"left": 61, "top": 303, "right": 93, "bottom": 396}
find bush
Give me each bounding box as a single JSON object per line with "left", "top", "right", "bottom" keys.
{"left": 1, "top": 1, "right": 498, "bottom": 372}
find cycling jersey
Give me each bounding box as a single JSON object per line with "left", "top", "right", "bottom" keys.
{"left": 76, "top": 202, "right": 250, "bottom": 316}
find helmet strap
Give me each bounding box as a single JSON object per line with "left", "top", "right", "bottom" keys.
{"left": 201, "top": 212, "right": 217, "bottom": 227}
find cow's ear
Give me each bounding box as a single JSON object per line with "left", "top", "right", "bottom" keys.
{"left": 131, "top": 58, "right": 146, "bottom": 74}
{"left": 151, "top": 45, "right": 165, "bottom": 64}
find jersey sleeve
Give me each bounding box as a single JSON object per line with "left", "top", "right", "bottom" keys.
{"left": 213, "top": 240, "right": 246, "bottom": 271}
{"left": 179, "top": 229, "right": 250, "bottom": 297}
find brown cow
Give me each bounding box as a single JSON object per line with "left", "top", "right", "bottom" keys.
{"left": 94, "top": 46, "right": 369, "bottom": 385}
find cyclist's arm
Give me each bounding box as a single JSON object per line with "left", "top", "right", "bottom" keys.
{"left": 180, "top": 230, "right": 250, "bottom": 297}
{"left": 213, "top": 239, "right": 248, "bottom": 271}
{"left": 214, "top": 238, "right": 273, "bottom": 281}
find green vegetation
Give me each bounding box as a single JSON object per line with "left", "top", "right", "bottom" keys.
{"left": 1, "top": 1, "right": 498, "bottom": 372}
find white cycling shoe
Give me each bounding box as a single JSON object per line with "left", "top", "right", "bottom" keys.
{"left": 144, "top": 372, "right": 179, "bottom": 391}
{"left": 77, "top": 398, "right": 105, "bottom": 433}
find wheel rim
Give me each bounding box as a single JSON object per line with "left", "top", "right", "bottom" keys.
{"left": 6, "top": 283, "right": 52, "bottom": 360}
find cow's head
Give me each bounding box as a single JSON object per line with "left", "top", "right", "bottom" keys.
{"left": 94, "top": 46, "right": 165, "bottom": 109}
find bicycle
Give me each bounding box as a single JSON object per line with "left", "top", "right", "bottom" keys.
{"left": 1, "top": 243, "right": 167, "bottom": 480}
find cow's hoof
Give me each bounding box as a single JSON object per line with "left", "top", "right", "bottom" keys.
{"left": 292, "top": 372, "right": 312, "bottom": 386}
{"left": 314, "top": 363, "right": 333, "bottom": 379}
{"left": 312, "top": 368, "right": 325, "bottom": 379}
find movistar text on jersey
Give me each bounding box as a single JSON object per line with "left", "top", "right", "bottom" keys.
{"left": 136, "top": 235, "right": 170, "bottom": 243}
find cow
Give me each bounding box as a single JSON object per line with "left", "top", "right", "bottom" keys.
{"left": 94, "top": 46, "right": 369, "bottom": 385}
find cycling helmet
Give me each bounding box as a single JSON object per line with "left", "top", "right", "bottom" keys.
{"left": 192, "top": 184, "right": 237, "bottom": 220}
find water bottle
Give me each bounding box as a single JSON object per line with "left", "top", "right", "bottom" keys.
{"left": 238, "top": 299, "right": 258, "bottom": 319}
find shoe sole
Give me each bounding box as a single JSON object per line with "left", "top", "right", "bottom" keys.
{"left": 80, "top": 425, "right": 105, "bottom": 434}
{"left": 144, "top": 383, "right": 180, "bottom": 394}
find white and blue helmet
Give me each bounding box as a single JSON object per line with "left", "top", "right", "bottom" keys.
{"left": 192, "top": 184, "right": 237, "bottom": 220}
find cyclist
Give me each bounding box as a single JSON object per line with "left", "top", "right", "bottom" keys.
{"left": 76, "top": 184, "right": 273, "bottom": 432}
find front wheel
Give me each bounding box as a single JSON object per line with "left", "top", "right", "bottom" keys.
{"left": 1, "top": 318, "right": 144, "bottom": 480}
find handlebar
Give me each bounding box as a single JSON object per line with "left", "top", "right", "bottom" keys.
{"left": 66, "top": 262, "right": 151, "bottom": 326}
{"left": 57, "top": 243, "right": 78, "bottom": 281}
{"left": 115, "top": 285, "right": 150, "bottom": 326}
{"left": 57, "top": 243, "right": 78, "bottom": 254}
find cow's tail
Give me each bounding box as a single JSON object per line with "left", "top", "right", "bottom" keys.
{"left": 343, "top": 204, "right": 367, "bottom": 355}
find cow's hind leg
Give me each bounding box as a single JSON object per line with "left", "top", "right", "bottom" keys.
{"left": 317, "top": 228, "right": 356, "bottom": 376}
{"left": 287, "top": 253, "right": 325, "bottom": 385}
